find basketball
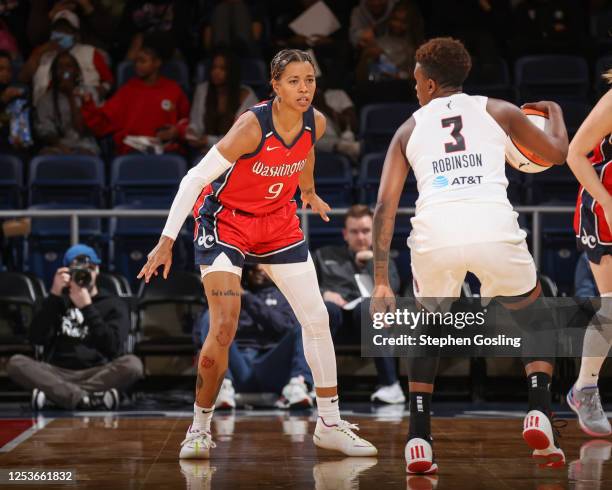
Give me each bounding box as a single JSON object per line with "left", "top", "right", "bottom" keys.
{"left": 505, "top": 109, "right": 554, "bottom": 173}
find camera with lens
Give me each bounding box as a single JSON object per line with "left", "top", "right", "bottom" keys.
{"left": 69, "top": 255, "right": 94, "bottom": 288}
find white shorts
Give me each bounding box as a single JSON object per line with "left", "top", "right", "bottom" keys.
{"left": 411, "top": 240, "right": 537, "bottom": 298}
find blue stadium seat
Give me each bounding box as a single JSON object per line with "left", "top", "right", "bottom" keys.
{"left": 28, "top": 155, "right": 105, "bottom": 207}
{"left": 0, "top": 154, "right": 23, "bottom": 209}
{"left": 358, "top": 153, "right": 417, "bottom": 207}
{"left": 464, "top": 57, "right": 513, "bottom": 101}
{"left": 595, "top": 55, "right": 612, "bottom": 97}
{"left": 116, "top": 59, "right": 191, "bottom": 94}
{"left": 313, "top": 152, "right": 353, "bottom": 207}
{"left": 307, "top": 213, "right": 346, "bottom": 251}
{"left": 515, "top": 55, "right": 589, "bottom": 102}
{"left": 27, "top": 204, "right": 103, "bottom": 287}
{"left": 109, "top": 203, "right": 192, "bottom": 288}
{"left": 541, "top": 236, "right": 578, "bottom": 297}
{"left": 195, "top": 57, "right": 268, "bottom": 98}
{"left": 559, "top": 101, "right": 592, "bottom": 138}
{"left": 111, "top": 154, "right": 187, "bottom": 206}
{"left": 360, "top": 103, "right": 419, "bottom": 154}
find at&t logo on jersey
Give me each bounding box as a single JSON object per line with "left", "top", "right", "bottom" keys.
{"left": 431, "top": 175, "right": 482, "bottom": 188}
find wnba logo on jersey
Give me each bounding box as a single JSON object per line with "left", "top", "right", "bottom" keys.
{"left": 252, "top": 159, "right": 307, "bottom": 178}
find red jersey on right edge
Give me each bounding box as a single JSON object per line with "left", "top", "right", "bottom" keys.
{"left": 574, "top": 133, "right": 612, "bottom": 248}
{"left": 194, "top": 99, "right": 316, "bottom": 216}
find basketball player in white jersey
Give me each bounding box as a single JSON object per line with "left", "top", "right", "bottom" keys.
{"left": 371, "top": 38, "right": 569, "bottom": 474}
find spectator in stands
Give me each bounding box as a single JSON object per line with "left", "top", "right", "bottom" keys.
{"left": 312, "top": 77, "right": 360, "bottom": 161}
{"left": 119, "top": 0, "right": 195, "bottom": 61}
{"left": 313, "top": 205, "right": 404, "bottom": 404}
{"left": 26, "top": 0, "right": 119, "bottom": 53}
{"left": 201, "top": 0, "right": 265, "bottom": 56}
{"left": 35, "top": 50, "right": 99, "bottom": 155}
{"left": 195, "top": 264, "right": 314, "bottom": 410}
{"left": 0, "top": 0, "right": 28, "bottom": 57}
{"left": 81, "top": 32, "right": 190, "bottom": 155}
{"left": 19, "top": 8, "right": 114, "bottom": 105}
{"left": 356, "top": 2, "right": 424, "bottom": 82}
{"left": 350, "top": 0, "right": 398, "bottom": 49}
{"left": 187, "top": 50, "right": 258, "bottom": 154}
{"left": 6, "top": 244, "right": 143, "bottom": 411}
{"left": 509, "top": 0, "right": 588, "bottom": 56}
{"left": 0, "top": 49, "right": 31, "bottom": 156}
{"left": 575, "top": 252, "right": 599, "bottom": 297}
{"left": 272, "top": 0, "right": 352, "bottom": 80}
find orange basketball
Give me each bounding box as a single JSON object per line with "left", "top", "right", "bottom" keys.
{"left": 505, "top": 108, "right": 554, "bottom": 173}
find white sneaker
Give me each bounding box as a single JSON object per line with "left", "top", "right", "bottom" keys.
{"left": 276, "top": 376, "right": 314, "bottom": 409}
{"left": 313, "top": 417, "right": 378, "bottom": 457}
{"left": 370, "top": 381, "right": 406, "bottom": 404}
{"left": 179, "top": 425, "right": 216, "bottom": 459}
{"left": 405, "top": 437, "right": 438, "bottom": 474}
{"left": 523, "top": 410, "right": 565, "bottom": 467}
{"left": 313, "top": 457, "right": 378, "bottom": 489}
{"left": 215, "top": 379, "right": 236, "bottom": 410}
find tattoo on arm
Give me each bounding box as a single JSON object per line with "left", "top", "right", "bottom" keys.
{"left": 373, "top": 201, "right": 395, "bottom": 283}
{"left": 210, "top": 289, "right": 240, "bottom": 297}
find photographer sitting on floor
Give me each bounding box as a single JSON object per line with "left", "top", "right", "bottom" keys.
{"left": 7, "top": 244, "right": 143, "bottom": 411}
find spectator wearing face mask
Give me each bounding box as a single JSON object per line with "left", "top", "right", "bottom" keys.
{"left": 35, "top": 50, "right": 99, "bottom": 155}
{"left": 20, "top": 8, "right": 113, "bottom": 105}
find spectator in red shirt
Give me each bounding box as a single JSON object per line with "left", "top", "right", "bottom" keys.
{"left": 81, "top": 32, "right": 190, "bottom": 155}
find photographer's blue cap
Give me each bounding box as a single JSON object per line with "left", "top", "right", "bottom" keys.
{"left": 63, "top": 244, "right": 101, "bottom": 266}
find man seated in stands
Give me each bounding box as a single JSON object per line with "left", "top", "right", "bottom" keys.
{"left": 313, "top": 204, "right": 404, "bottom": 404}
{"left": 7, "top": 244, "right": 143, "bottom": 411}
{"left": 195, "top": 264, "right": 314, "bottom": 410}
{"left": 80, "top": 31, "right": 190, "bottom": 155}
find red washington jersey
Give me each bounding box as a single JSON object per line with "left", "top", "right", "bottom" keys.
{"left": 193, "top": 99, "right": 315, "bottom": 216}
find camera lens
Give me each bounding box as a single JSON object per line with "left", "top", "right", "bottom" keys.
{"left": 71, "top": 268, "right": 92, "bottom": 288}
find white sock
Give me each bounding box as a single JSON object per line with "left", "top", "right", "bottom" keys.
{"left": 317, "top": 395, "right": 341, "bottom": 425}
{"left": 576, "top": 356, "right": 604, "bottom": 391}
{"left": 192, "top": 403, "right": 214, "bottom": 432}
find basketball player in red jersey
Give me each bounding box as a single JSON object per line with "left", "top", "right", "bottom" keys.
{"left": 566, "top": 69, "right": 612, "bottom": 437}
{"left": 137, "top": 49, "right": 377, "bottom": 459}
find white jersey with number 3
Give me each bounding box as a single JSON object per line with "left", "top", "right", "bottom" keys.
{"left": 405, "top": 93, "right": 526, "bottom": 253}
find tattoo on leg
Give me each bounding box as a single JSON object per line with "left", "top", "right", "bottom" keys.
{"left": 200, "top": 356, "right": 215, "bottom": 369}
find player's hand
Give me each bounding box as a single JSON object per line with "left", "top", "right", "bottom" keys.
{"left": 301, "top": 191, "right": 330, "bottom": 222}
{"left": 370, "top": 284, "right": 396, "bottom": 324}
{"left": 137, "top": 236, "right": 174, "bottom": 283}
{"left": 521, "top": 101, "right": 559, "bottom": 115}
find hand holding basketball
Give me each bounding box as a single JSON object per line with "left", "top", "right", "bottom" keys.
{"left": 137, "top": 236, "right": 174, "bottom": 283}
{"left": 521, "top": 100, "right": 558, "bottom": 116}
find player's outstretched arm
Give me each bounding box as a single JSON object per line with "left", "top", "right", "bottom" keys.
{"left": 300, "top": 110, "right": 330, "bottom": 222}
{"left": 487, "top": 98, "right": 568, "bottom": 165}
{"left": 137, "top": 112, "right": 261, "bottom": 283}
{"left": 371, "top": 118, "right": 413, "bottom": 300}
{"left": 567, "top": 90, "right": 612, "bottom": 228}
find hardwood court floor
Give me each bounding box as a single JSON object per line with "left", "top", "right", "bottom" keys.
{"left": 1, "top": 412, "right": 611, "bottom": 489}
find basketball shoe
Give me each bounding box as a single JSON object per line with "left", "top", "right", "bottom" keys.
{"left": 31, "top": 389, "right": 46, "bottom": 411}
{"left": 313, "top": 418, "right": 378, "bottom": 456}
{"left": 371, "top": 381, "right": 406, "bottom": 405}
{"left": 523, "top": 410, "right": 566, "bottom": 467}
{"left": 180, "top": 425, "right": 216, "bottom": 459}
{"left": 567, "top": 384, "right": 612, "bottom": 437}
{"left": 405, "top": 437, "right": 438, "bottom": 474}
{"left": 313, "top": 457, "right": 378, "bottom": 489}
{"left": 276, "top": 376, "right": 314, "bottom": 409}
{"left": 215, "top": 379, "right": 236, "bottom": 410}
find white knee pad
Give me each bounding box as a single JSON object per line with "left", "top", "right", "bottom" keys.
{"left": 263, "top": 255, "right": 337, "bottom": 388}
